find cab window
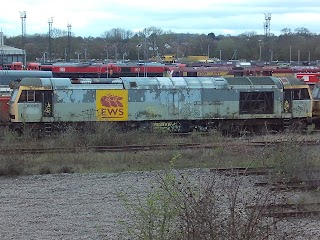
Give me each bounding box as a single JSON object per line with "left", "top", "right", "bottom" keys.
{"left": 293, "top": 89, "right": 310, "bottom": 100}
{"left": 19, "top": 90, "right": 43, "bottom": 103}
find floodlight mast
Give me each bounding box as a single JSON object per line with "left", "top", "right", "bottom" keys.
{"left": 20, "top": 11, "right": 26, "bottom": 66}
{"left": 263, "top": 13, "right": 272, "bottom": 62}
{"left": 48, "top": 17, "right": 54, "bottom": 63}
{"left": 67, "top": 23, "right": 72, "bottom": 62}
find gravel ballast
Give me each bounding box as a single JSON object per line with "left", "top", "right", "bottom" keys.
{"left": 0, "top": 169, "right": 319, "bottom": 239}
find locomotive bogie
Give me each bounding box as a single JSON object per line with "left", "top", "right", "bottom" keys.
{"left": 8, "top": 76, "right": 313, "bottom": 134}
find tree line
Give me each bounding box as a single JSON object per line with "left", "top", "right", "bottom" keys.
{"left": 4, "top": 26, "right": 320, "bottom": 64}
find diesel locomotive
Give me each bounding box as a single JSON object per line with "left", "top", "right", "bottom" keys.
{"left": 8, "top": 76, "right": 313, "bottom": 134}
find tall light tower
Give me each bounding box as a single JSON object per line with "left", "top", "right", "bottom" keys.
{"left": 67, "top": 23, "right": 72, "bottom": 62}
{"left": 20, "top": 11, "right": 26, "bottom": 66}
{"left": 264, "top": 13, "right": 272, "bottom": 62}
{"left": 48, "top": 17, "right": 53, "bottom": 63}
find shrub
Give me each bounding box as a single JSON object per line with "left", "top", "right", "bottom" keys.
{"left": 0, "top": 154, "right": 25, "bottom": 176}
{"left": 119, "top": 164, "right": 291, "bottom": 239}
{"left": 268, "top": 135, "right": 320, "bottom": 186}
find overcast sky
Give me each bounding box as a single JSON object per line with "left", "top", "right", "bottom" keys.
{"left": 1, "top": 0, "right": 320, "bottom": 37}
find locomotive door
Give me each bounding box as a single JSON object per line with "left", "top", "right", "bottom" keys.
{"left": 168, "top": 90, "right": 179, "bottom": 117}
{"left": 42, "top": 91, "right": 53, "bottom": 117}
{"left": 283, "top": 89, "right": 292, "bottom": 117}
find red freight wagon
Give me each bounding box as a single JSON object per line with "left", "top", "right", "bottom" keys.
{"left": 0, "top": 95, "right": 10, "bottom": 124}
{"left": 295, "top": 73, "right": 320, "bottom": 85}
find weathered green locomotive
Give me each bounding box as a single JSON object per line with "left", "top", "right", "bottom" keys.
{"left": 8, "top": 76, "right": 312, "bottom": 134}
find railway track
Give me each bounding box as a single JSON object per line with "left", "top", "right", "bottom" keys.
{"left": 210, "top": 167, "right": 270, "bottom": 176}
{"left": 2, "top": 139, "right": 319, "bottom": 155}
{"left": 247, "top": 202, "right": 320, "bottom": 218}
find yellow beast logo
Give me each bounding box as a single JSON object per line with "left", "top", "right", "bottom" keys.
{"left": 96, "top": 90, "right": 128, "bottom": 121}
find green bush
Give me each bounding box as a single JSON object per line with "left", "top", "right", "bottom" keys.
{"left": 268, "top": 137, "right": 320, "bottom": 185}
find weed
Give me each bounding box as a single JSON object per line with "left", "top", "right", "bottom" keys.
{"left": 119, "top": 162, "right": 292, "bottom": 240}
{"left": 267, "top": 135, "right": 320, "bottom": 186}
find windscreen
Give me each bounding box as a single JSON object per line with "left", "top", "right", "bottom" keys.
{"left": 9, "top": 89, "right": 18, "bottom": 103}
{"left": 312, "top": 84, "right": 320, "bottom": 99}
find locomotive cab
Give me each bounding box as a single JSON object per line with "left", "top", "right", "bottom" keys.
{"left": 8, "top": 78, "right": 54, "bottom": 132}
{"left": 311, "top": 83, "right": 320, "bottom": 129}
{"left": 280, "top": 77, "right": 313, "bottom": 129}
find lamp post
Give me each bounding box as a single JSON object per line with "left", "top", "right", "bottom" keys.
{"left": 43, "top": 52, "right": 47, "bottom": 63}
{"left": 258, "top": 40, "right": 262, "bottom": 61}
{"left": 269, "top": 50, "right": 273, "bottom": 62}
{"left": 84, "top": 48, "right": 87, "bottom": 61}
{"left": 307, "top": 51, "right": 311, "bottom": 63}
{"left": 122, "top": 52, "right": 127, "bottom": 62}
{"left": 259, "top": 45, "right": 262, "bottom": 61}
{"left": 114, "top": 46, "right": 118, "bottom": 62}
{"left": 219, "top": 49, "right": 222, "bottom": 61}
{"left": 207, "top": 45, "right": 210, "bottom": 59}
{"left": 233, "top": 50, "right": 237, "bottom": 60}
{"left": 298, "top": 50, "right": 300, "bottom": 65}
{"left": 289, "top": 45, "right": 292, "bottom": 63}
{"left": 137, "top": 44, "right": 142, "bottom": 62}
{"left": 75, "top": 52, "right": 81, "bottom": 62}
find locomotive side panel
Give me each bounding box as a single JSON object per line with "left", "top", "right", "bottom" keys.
{"left": 202, "top": 88, "right": 237, "bottom": 119}
{"left": 127, "top": 88, "right": 238, "bottom": 121}
{"left": 127, "top": 88, "right": 203, "bottom": 121}
{"left": 53, "top": 89, "right": 129, "bottom": 122}
{"left": 53, "top": 89, "right": 97, "bottom": 122}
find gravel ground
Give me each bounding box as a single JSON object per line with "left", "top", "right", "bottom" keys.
{"left": 0, "top": 169, "right": 319, "bottom": 240}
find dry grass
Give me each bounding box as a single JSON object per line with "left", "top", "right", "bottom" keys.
{"left": 0, "top": 124, "right": 320, "bottom": 176}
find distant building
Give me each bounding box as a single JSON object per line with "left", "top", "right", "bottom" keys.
{"left": 0, "top": 32, "right": 26, "bottom": 68}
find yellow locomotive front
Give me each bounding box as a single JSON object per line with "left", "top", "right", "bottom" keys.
{"left": 8, "top": 80, "right": 53, "bottom": 133}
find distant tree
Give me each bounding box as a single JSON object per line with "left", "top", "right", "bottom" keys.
{"left": 216, "top": 38, "right": 237, "bottom": 60}
{"left": 103, "top": 28, "right": 127, "bottom": 41}
{"left": 208, "top": 32, "right": 216, "bottom": 40}
{"left": 294, "top": 27, "right": 311, "bottom": 36}
{"left": 239, "top": 31, "right": 257, "bottom": 38}
{"left": 3, "top": 25, "right": 320, "bottom": 63}
{"left": 280, "top": 28, "right": 292, "bottom": 35}
{"left": 51, "top": 28, "right": 66, "bottom": 38}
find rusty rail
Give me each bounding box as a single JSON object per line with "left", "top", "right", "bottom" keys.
{"left": 247, "top": 202, "right": 320, "bottom": 218}
{"left": 2, "top": 139, "right": 319, "bottom": 155}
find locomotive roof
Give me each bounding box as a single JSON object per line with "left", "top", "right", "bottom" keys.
{"left": 0, "top": 70, "right": 52, "bottom": 77}
{"left": 18, "top": 78, "right": 124, "bottom": 90}
{"left": 224, "top": 76, "right": 283, "bottom": 88}
{"left": 279, "top": 77, "right": 308, "bottom": 86}
{"left": 18, "top": 76, "right": 306, "bottom": 90}
{"left": 120, "top": 76, "right": 286, "bottom": 89}
{"left": 19, "top": 78, "right": 71, "bottom": 88}
{"left": 120, "top": 77, "right": 229, "bottom": 89}
{"left": 0, "top": 71, "right": 53, "bottom": 85}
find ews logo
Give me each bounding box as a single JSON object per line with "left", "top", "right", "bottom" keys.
{"left": 96, "top": 90, "right": 128, "bottom": 121}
